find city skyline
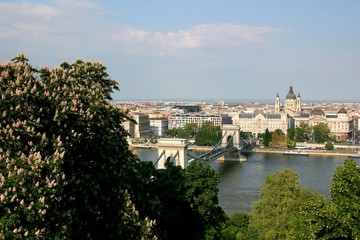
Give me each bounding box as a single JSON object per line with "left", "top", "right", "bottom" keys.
{"left": 1, "top": 1, "right": 359, "bottom": 101}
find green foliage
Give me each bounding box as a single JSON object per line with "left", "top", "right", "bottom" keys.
{"left": 250, "top": 168, "right": 324, "bottom": 240}
{"left": 149, "top": 138, "right": 158, "bottom": 144}
{"left": 220, "top": 212, "right": 251, "bottom": 240}
{"left": 121, "top": 190, "right": 157, "bottom": 240}
{"left": 271, "top": 129, "right": 286, "bottom": 147}
{"left": 0, "top": 54, "right": 156, "bottom": 239}
{"left": 236, "top": 160, "right": 360, "bottom": 239}
{"left": 298, "top": 159, "right": 360, "bottom": 239}
{"left": 240, "top": 131, "right": 249, "bottom": 140}
{"left": 263, "top": 129, "right": 271, "bottom": 147}
{"left": 145, "top": 161, "right": 226, "bottom": 239}
{"left": 185, "top": 162, "right": 226, "bottom": 231}
{"left": 177, "top": 128, "right": 188, "bottom": 138}
{"left": 329, "top": 159, "right": 360, "bottom": 237}
{"left": 1, "top": 53, "right": 231, "bottom": 240}
{"left": 166, "top": 123, "right": 198, "bottom": 139}
{"left": 145, "top": 163, "right": 191, "bottom": 239}
{"left": 313, "top": 123, "right": 330, "bottom": 143}
{"left": 295, "top": 122, "right": 312, "bottom": 141}
{"left": 183, "top": 123, "right": 198, "bottom": 139}
{"left": 286, "top": 138, "right": 296, "bottom": 149}
{"left": 0, "top": 55, "right": 68, "bottom": 238}
{"left": 287, "top": 128, "right": 295, "bottom": 141}
{"left": 325, "top": 141, "right": 334, "bottom": 150}
{"left": 195, "top": 122, "right": 222, "bottom": 146}
{"left": 167, "top": 127, "right": 179, "bottom": 137}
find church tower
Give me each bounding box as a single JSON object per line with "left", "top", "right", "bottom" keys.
{"left": 275, "top": 93, "right": 280, "bottom": 112}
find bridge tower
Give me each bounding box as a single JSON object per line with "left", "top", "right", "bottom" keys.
{"left": 156, "top": 138, "right": 189, "bottom": 169}
{"left": 221, "top": 124, "right": 241, "bottom": 149}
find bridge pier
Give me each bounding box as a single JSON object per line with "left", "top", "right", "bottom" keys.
{"left": 157, "top": 138, "right": 189, "bottom": 169}
{"left": 218, "top": 151, "right": 247, "bottom": 162}
{"left": 221, "top": 124, "right": 241, "bottom": 149}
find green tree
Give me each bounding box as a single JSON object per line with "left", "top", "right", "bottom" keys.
{"left": 271, "top": 129, "right": 286, "bottom": 147}
{"left": 145, "top": 161, "right": 226, "bottom": 240}
{"left": 167, "top": 124, "right": 198, "bottom": 139}
{"left": 313, "top": 123, "right": 330, "bottom": 143}
{"left": 285, "top": 128, "right": 296, "bottom": 149}
{"left": 0, "top": 54, "right": 156, "bottom": 239}
{"left": 177, "top": 127, "right": 188, "bottom": 138}
{"left": 250, "top": 168, "right": 323, "bottom": 240}
{"left": 299, "top": 159, "right": 360, "bottom": 239}
{"left": 184, "top": 161, "right": 227, "bottom": 239}
{"left": 263, "top": 129, "right": 271, "bottom": 147}
{"left": 146, "top": 162, "right": 193, "bottom": 239}
{"left": 183, "top": 123, "right": 198, "bottom": 139}
{"left": 286, "top": 138, "right": 296, "bottom": 149}
{"left": 286, "top": 129, "right": 296, "bottom": 149}
{"left": 167, "top": 128, "right": 179, "bottom": 137}
{"left": 328, "top": 159, "right": 360, "bottom": 238}
{"left": 287, "top": 128, "right": 295, "bottom": 141}
{"left": 220, "top": 212, "right": 251, "bottom": 240}
{"left": 295, "top": 122, "right": 312, "bottom": 141}
{"left": 325, "top": 141, "right": 334, "bottom": 150}
{"left": 0, "top": 55, "right": 68, "bottom": 238}
{"left": 195, "top": 122, "right": 222, "bottom": 146}
{"left": 240, "top": 131, "right": 249, "bottom": 140}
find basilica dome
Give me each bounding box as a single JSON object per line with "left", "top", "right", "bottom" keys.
{"left": 286, "top": 86, "right": 297, "bottom": 100}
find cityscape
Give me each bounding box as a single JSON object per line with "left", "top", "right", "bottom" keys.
{"left": 2, "top": 1, "right": 360, "bottom": 238}
{"left": 115, "top": 86, "right": 360, "bottom": 144}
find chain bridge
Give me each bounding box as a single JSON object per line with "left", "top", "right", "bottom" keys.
{"left": 155, "top": 124, "right": 254, "bottom": 169}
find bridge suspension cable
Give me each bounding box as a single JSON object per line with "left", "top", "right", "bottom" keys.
{"left": 187, "top": 132, "right": 238, "bottom": 164}
{"left": 154, "top": 150, "right": 180, "bottom": 167}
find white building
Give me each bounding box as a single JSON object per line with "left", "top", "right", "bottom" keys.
{"left": 293, "top": 108, "right": 353, "bottom": 141}
{"left": 149, "top": 118, "right": 168, "bottom": 137}
{"left": 233, "top": 111, "right": 289, "bottom": 137}
{"left": 168, "top": 113, "right": 232, "bottom": 129}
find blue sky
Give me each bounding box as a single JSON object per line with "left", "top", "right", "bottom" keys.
{"left": 1, "top": 0, "right": 359, "bottom": 102}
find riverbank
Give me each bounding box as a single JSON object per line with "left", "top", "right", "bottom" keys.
{"left": 249, "top": 147, "right": 354, "bottom": 157}
{"left": 130, "top": 143, "right": 359, "bottom": 158}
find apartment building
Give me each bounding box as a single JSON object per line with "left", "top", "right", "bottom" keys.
{"left": 168, "top": 113, "right": 232, "bottom": 129}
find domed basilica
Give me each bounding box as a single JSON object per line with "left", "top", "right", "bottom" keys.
{"left": 234, "top": 85, "right": 353, "bottom": 141}
{"left": 275, "top": 86, "right": 301, "bottom": 116}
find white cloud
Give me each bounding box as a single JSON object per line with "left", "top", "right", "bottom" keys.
{"left": 0, "top": 2, "right": 60, "bottom": 19}
{"left": 109, "top": 23, "right": 287, "bottom": 51}
{"left": 0, "top": 0, "right": 287, "bottom": 60}
{"left": 110, "top": 26, "right": 149, "bottom": 43}
{"left": 0, "top": 1, "right": 108, "bottom": 49}
{"left": 161, "top": 24, "right": 286, "bottom": 48}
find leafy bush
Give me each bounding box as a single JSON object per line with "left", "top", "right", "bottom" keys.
{"left": 325, "top": 142, "right": 334, "bottom": 150}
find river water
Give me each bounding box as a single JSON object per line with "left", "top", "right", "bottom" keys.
{"left": 132, "top": 148, "right": 359, "bottom": 215}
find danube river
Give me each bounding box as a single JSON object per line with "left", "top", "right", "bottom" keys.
{"left": 132, "top": 148, "right": 359, "bottom": 215}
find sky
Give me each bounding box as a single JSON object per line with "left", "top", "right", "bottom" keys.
{"left": 1, "top": 0, "right": 360, "bottom": 102}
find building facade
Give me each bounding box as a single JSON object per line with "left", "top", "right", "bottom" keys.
{"left": 123, "top": 113, "right": 150, "bottom": 139}
{"left": 233, "top": 111, "right": 289, "bottom": 137}
{"left": 293, "top": 108, "right": 353, "bottom": 141}
{"left": 168, "top": 113, "right": 232, "bottom": 129}
{"left": 149, "top": 118, "right": 168, "bottom": 137}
